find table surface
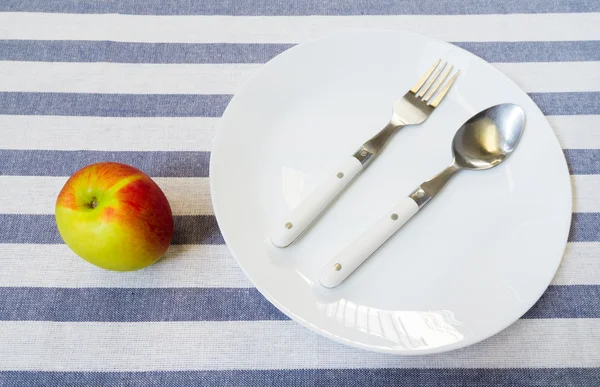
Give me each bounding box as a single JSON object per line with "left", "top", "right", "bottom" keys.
{"left": 0, "top": 1, "right": 599, "bottom": 386}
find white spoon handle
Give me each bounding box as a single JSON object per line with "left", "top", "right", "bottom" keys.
{"left": 270, "top": 156, "right": 363, "bottom": 248}
{"left": 318, "top": 196, "right": 419, "bottom": 288}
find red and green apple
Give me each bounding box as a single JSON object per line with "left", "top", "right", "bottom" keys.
{"left": 55, "top": 162, "right": 174, "bottom": 271}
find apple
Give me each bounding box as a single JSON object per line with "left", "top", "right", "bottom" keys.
{"left": 55, "top": 162, "right": 174, "bottom": 271}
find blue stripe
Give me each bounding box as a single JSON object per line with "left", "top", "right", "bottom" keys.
{"left": 530, "top": 92, "right": 600, "bottom": 116}
{"left": 0, "top": 92, "right": 598, "bottom": 117}
{"left": 565, "top": 149, "right": 600, "bottom": 175}
{"left": 0, "top": 214, "right": 224, "bottom": 245}
{"left": 0, "top": 93, "right": 230, "bottom": 117}
{"left": 1, "top": 149, "right": 597, "bottom": 178}
{"left": 523, "top": 285, "right": 600, "bottom": 319}
{"left": 569, "top": 213, "right": 600, "bottom": 242}
{"left": 0, "top": 211, "right": 594, "bottom": 244}
{"left": 1, "top": 40, "right": 599, "bottom": 63}
{"left": 0, "top": 285, "right": 596, "bottom": 321}
{"left": 1, "top": 0, "right": 598, "bottom": 15}
{"left": 0, "top": 41, "right": 293, "bottom": 64}
{"left": 0, "top": 288, "right": 286, "bottom": 322}
{"left": 453, "top": 41, "right": 600, "bottom": 63}
{"left": 0, "top": 150, "right": 210, "bottom": 177}
{"left": 1, "top": 369, "right": 599, "bottom": 387}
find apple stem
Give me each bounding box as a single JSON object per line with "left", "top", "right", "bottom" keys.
{"left": 89, "top": 197, "right": 98, "bottom": 209}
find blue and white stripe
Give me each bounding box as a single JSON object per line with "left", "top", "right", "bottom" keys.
{"left": 0, "top": 2, "right": 599, "bottom": 386}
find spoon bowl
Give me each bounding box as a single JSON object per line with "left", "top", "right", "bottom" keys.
{"left": 452, "top": 103, "right": 525, "bottom": 170}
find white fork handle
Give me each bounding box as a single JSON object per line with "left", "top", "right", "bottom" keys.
{"left": 318, "top": 197, "right": 419, "bottom": 288}
{"left": 270, "top": 156, "right": 363, "bottom": 248}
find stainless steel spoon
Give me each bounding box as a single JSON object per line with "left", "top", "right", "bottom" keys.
{"left": 319, "top": 103, "right": 526, "bottom": 288}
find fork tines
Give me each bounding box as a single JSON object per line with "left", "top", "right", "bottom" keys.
{"left": 410, "top": 59, "right": 459, "bottom": 108}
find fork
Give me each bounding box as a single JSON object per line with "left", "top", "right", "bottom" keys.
{"left": 270, "top": 59, "right": 459, "bottom": 248}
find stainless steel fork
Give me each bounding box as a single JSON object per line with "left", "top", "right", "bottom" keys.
{"left": 270, "top": 59, "right": 459, "bottom": 247}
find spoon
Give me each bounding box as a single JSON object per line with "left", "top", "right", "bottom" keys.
{"left": 318, "top": 103, "right": 526, "bottom": 288}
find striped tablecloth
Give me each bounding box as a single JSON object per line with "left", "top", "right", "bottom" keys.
{"left": 0, "top": 1, "right": 599, "bottom": 386}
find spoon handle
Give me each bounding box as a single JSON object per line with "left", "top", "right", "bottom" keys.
{"left": 318, "top": 196, "right": 419, "bottom": 288}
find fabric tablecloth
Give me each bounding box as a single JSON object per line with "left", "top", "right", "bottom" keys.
{"left": 0, "top": 1, "right": 599, "bottom": 386}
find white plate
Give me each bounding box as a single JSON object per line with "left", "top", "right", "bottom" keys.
{"left": 210, "top": 30, "right": 572, "bottom": 355}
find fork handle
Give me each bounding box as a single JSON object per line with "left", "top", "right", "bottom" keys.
{"left": 318, "top": 196, "right": 419, "bottom": 288}
{"left": 270, "top": 156, "right": 363, "bottom": 248}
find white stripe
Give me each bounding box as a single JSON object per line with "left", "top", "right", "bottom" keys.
{"left": 0, "top": 241, "right": 595, "bottom": 287}
{"left": 0, "top": 62, "right": 260, "bottom": 94}
{"left": 2, "top": 175, "right": 598, "bottom": 215}
{"left": 0, "top": 176, "right": 213, "bottom": 215}
{"left": 0, "top": 117, "right": 598, "bottom": 156}
{"left": 0, "top": 244, "right": 251, "bottom": 288}
{"left": 155, "top": 177, "right": 213, "bottom": 216}
{"left": 0, "top": 62, "right": 597, "bottom": 94}
{"left": 552, "top": 243, "right": 600, "bottom": 286}
{"left": 550, "top": 116, "right": 600, "bottom": 150}
{"left": 572, "top": 175, "right": 600, "bottom": 213}
{"left": 0, "top": 13, "right": 598, "bottom": 42}
{"left": 0, "top": 319, "right": 598, "bottom": 370}
{"left": 493, "top": 62, "right": 600, "bottom": 93}
{"left": 0, "top": 116, "right": 218, "bottom": 151}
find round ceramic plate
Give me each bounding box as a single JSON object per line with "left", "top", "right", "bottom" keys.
{"left": 210, "top": 30, "right": 572, "bottom": 355}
